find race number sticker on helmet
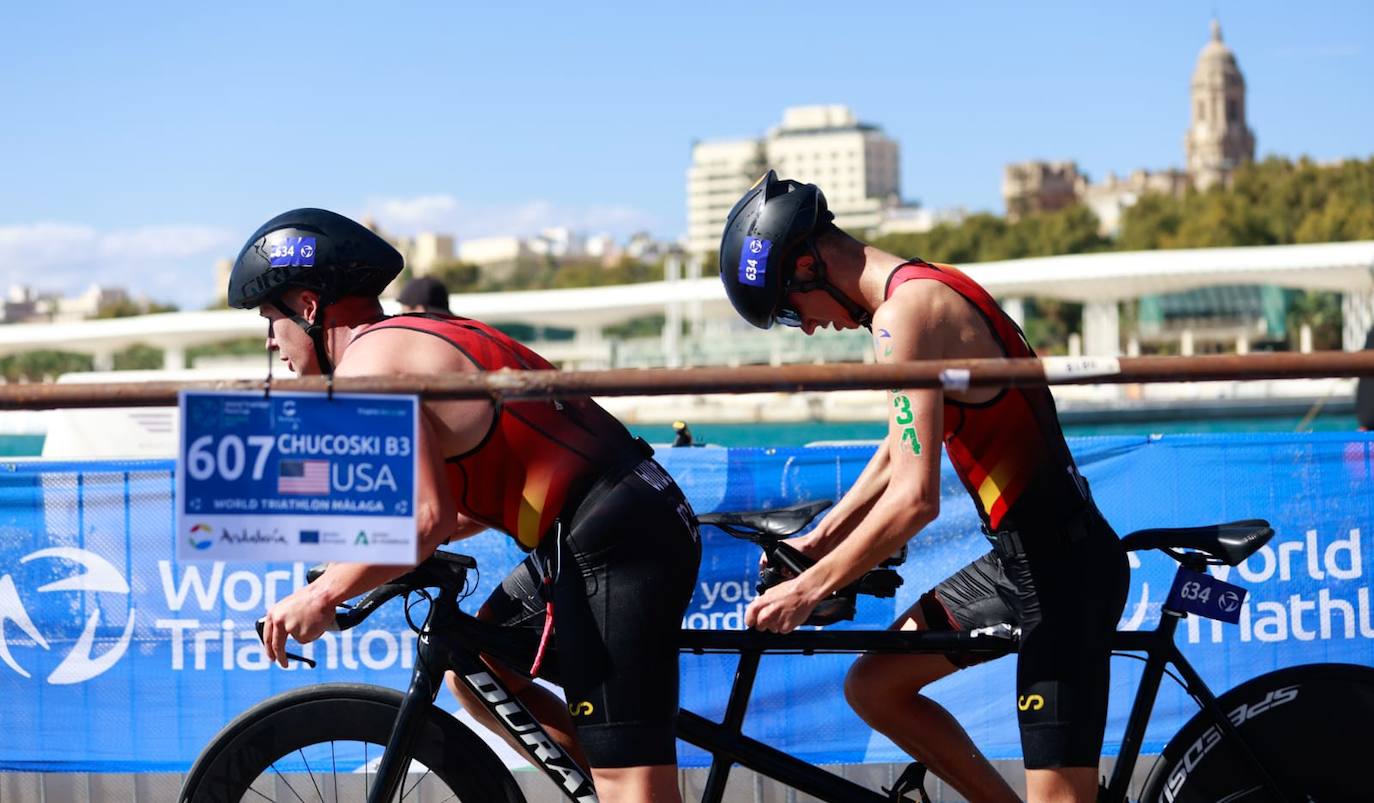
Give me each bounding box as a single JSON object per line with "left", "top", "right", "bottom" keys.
{"left": 738, "top": 236, "right": 771, "bottom": 287}
{"left": 268, "top": 235, "right": 316, "bottom": 268}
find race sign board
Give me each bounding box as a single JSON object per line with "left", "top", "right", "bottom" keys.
{"left": 176, "top": 390, "right": 419, "bottom": 563}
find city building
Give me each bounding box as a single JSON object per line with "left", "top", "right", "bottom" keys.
{"left": 397, "top": 232, "right": 456, "bottom": 276}
{"left": 872, "top": 205, "right": 968, "bottom": 237}
{"left": 52, "top": 285, "right": 129, "bottom": 322}
{"left": 530, "top": 227, "right": 586, "bottom": 260}
{"left": 686, "top": 138, "right": 765, "bottom": 256}
{"left": 1002, "top": 161, "right": 1081, "bottom": 222}
{"left": 686, "top": 105, "right": 901, "bottom": 255}
{"left": 1076, "top": 169, "right": 1191, "bottom": 236}
{"left": 1002, "top": 20, "right": 1255, "bottom": 231}
{"left": 457, "top": 236, "right": 540, "bottom": 282}
{"left": 1184, "top": 20, "right": 1256, "bottom": 190}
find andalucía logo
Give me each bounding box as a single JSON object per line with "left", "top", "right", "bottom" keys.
{"left": 0, "top": 548, "right": 136, "bottom": 685}
{"left": 188, "top": 523, "right": 214, "bottom": 550}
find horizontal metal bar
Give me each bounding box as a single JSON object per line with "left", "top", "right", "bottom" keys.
{"left": 3, "top": 351, "right": 1372, "bottom": 409}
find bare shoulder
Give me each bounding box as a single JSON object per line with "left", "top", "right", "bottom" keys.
{"left": 334, "top": 325, "right": 477, "bottom": 378}
{"left": 873, "top": 280, "right": 967, "bottom": 353}
{"left": 334, "top": 324, "right": 494, "bottom": 454}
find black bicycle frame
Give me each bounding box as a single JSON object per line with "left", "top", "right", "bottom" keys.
{"left": 359, "top": 561, "right": 1286, "bottom": 803}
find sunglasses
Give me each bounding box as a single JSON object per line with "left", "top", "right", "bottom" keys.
{"left": 774, "top": 304, "right": 803, "bottom": 328}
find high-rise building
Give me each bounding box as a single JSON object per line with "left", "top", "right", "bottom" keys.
{"left": 686, "top": 106, "right": 900, "bottom": 256}
{"left": 1184, "top": 20, "right": 1255, "bottom": 190}
{"left": 686, "top": 138, "right": 766, "bottom": 257}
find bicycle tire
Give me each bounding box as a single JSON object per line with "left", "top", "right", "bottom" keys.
{"left": 1138, "top": 662, "right": 1374, "bottom": 802}
{"left": 180, "top": 682, "right": 526, "bottom": 803}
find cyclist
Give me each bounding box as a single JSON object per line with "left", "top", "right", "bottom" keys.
{"left": 232, "top": 208, "right": 700, "bottom": 802}
{"left": 718, "top": 173, "right": 1128, "bottom": 803}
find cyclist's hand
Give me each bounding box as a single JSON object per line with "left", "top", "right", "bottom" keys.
{"left": 261, "top": 586, "right": 334, "bottom": 668}
{"left": 745, "top": 575, "right": 822, "bottom": 634}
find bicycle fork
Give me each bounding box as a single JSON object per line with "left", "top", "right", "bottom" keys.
{"left": 367, "top": 586, "right": 600, "bottom": 803}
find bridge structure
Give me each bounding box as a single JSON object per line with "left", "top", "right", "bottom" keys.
{"left": 0, "top": 241, "right": 1369, "bottom": 372}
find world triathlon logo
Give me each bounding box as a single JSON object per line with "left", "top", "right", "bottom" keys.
{"left": 0, "top": 548, "right": 136, "bottom": 685}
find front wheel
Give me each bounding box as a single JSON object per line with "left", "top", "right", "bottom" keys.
{"left": 180, "top": 683, "right": 526, "bottom": 803}
{"left": 1138, "top": 663, "right": 1374, "bottom": 802}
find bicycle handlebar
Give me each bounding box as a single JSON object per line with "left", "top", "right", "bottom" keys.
{"left": 255, "top": 550, "right": 476, "bottom": 667}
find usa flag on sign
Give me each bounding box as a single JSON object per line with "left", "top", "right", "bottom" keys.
{"left": 278, "top": 459, "right": 330, "bottom": 495}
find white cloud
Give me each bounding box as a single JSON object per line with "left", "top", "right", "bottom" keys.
{"left": 360, "top": 194, "right": 659, "bottom": 241}
{"left": 0, "top": 222, "right": 237, "bottom": 309}
{"left": 369, "top": 195, "right": 462, "bottom": 230}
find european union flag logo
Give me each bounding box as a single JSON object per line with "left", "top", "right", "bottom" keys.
{"left": 268, "top": 236, "right": 317, "bottom": 268}
{"left": 299, "top": 530, "right": 320, "bottom": 544}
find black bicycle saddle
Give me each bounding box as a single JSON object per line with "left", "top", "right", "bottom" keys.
{"left": 697, "top": 499, "right": 833, "bottom": 539}
{"left": 1120, "top": 519, "right": 1273, "bottom": 566}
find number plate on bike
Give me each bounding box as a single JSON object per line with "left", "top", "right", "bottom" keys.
{"left": 1165, "top": 568, "right": 1247, "bottom": 623}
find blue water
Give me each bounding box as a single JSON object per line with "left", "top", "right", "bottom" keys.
{"left": 0, "top": 435, "right": 44, "bottom": 457}
{"left": 631, "top": 413, "right": 1360, "bottom": 448}
{"left": 0, "top": 414, "right": 1357, "bottom": 457}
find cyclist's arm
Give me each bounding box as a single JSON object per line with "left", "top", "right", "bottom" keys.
{"left": 750, "top": 300, "right": 944, "bottom": 630}
{"left": 802, "top": 341, "right": 900, "bottom": 552}
{"left": 262, "top": 402, "right": 461, "bottom": 665}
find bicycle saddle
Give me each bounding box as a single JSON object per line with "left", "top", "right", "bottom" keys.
{"left": 697, "top": 499, "right": 833, "bottom": 538}
{"left": 1120, "top": 519, "right": 1273, "bottom": 566}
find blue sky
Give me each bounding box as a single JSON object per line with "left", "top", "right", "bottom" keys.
{"left": 1, "top": 1, "right": 1370, "bottom": 307}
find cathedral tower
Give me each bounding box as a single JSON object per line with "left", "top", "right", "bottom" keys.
{"left": 1185, "top": 20, "right": 1256, "bottom": 190}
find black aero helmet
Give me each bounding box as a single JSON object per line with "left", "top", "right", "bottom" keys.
{"left": 718, "top": 170, "right": 833, "bottom": 329}
{"left": 227, "top": 208, "right": 403, "bottom": 310}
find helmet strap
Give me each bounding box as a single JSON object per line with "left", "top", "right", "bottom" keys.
{"left": 270, "top": 298, "right": 335, "bottom": 376}
{"left": 786, "top": 239, "right": 873, "bottom": 330}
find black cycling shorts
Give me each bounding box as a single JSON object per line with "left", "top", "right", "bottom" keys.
{"left": 917, "top": 505, "right": 1129, "bottom": 770}
{"left": 481, "top": 459, "right": 701, "bottom": 768}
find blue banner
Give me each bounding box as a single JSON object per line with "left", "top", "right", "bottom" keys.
{"left": 1, "top": 433, "right": 1372, "bottom": 771}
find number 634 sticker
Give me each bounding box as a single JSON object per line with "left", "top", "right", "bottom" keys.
{"left": 1165, "top": 568, "right": 1248, "bottom": 623}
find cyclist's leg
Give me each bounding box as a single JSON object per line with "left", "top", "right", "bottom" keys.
{"left": 445, "top": 554, "right": 590, "bottom": 770}
{"left": 845, "top": 551, "right": 1019, "bottom": 803}
{"left": 1010, "top": 508, "right": 1129, "bottom": 803}
{"left": 550, "top": 462, "right": 701, "bottom": 803}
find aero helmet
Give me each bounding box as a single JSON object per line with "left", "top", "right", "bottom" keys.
{"left": 718, "top": 171, "right": 871, "bottom": 330}
{"left": 718, "top": 171, "right": 831, "bottom": 329}
{"left": 228, "top": 208, "right": 403, "bottom": 375}
{"left": 228, "top": 208, "right": 402, "bottom": 310}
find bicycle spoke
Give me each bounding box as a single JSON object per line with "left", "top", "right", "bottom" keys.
{"left": 331, "top": 741, "right": 338, "bottom": 803}
{"left": 401, "top": 766, "right": 433, "bottom": 801}
{"left": 244, "top": 784, "right": 275, "bottom": 802}
{"left": 268, "top": 762, "right": 310, "bottom": 803}
{"left": 295, "top": 748, "right": 325, "bottom": 802}
{"left": 364, "top": 742, "right": 370, "bottom": 799}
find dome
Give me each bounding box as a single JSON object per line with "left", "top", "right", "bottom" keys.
{"left": 1193, "top": 20, "right": 1243, "bottom": 84}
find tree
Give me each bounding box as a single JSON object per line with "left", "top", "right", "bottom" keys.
{"left": 0, "top": 351, "right": 94, "bottom": 382}
{"left": 113, "top": 344, "right": 164, "bottom": 371}
{"left": 1286, "top": 291, "right": 1343, "bottom": 351}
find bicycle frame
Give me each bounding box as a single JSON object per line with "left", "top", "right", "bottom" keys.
{"left": 356, "top": 559, "right": 1287, "bottom": 803}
